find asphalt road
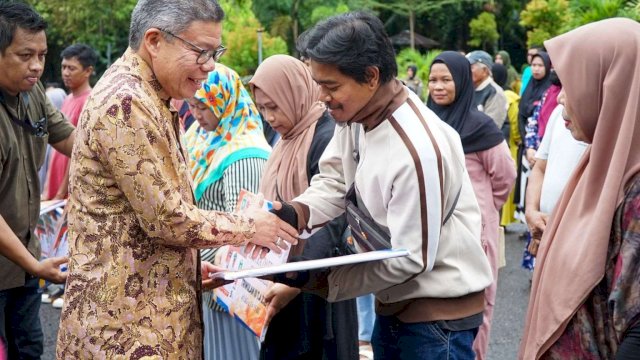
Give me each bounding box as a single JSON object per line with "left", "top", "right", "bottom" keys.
{"left": 40, "top": 224, "right": 531, "bottom": 360}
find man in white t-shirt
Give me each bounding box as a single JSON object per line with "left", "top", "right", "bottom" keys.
{"left": 525, "top": 101, "right": 587, "bottom": 254}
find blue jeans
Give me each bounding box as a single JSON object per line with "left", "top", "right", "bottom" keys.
{"left": 356, "top": 294, "right": 375, "bottom": 342}
{"left": 372, "top": 314, "right": 477, "bottom": 360}
{"left": 0, "top": 276, "right": 44, "bottom": 360}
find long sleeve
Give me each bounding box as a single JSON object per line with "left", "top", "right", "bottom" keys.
{"left": 477, "top": 142, "right": 517, "bottom": 210}
{"left": 293, "top": 125, "right": 351, "bottom": 231}
{"left": 302, "top": 116, "right": 349, "bottom": 259}
{"left": 93, "top": 96, "right": 255, "bottom": 249}
{"left": 296, "top": 96, "right": 491, "bottom": 308}
{"left": 326, "top": 136, "right": 440, "bottom": 301}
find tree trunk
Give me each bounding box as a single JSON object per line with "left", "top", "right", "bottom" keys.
{"left": 292, "top": 0, "right": 300, "bottom": 46}
{"left": 409, "top": 9, "right": 415, "bottom": 50}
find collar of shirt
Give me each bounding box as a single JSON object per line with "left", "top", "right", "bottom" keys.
{"left": 123, "top": 48, "right": 171, "bottom": 102}
{"left": 475, "top": 77, "right": 493, "bottom": 92}
{"left": 0, "top": 87, "right": 31, "bottom": 119}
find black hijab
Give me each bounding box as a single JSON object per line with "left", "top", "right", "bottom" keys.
{"left": 427, "top": 51, "right": 504, "bottom": 154}
{"left": 492, "top": 63, "right": 509, "bottom": 90}
{"left": 518, "top": 51, "right": 552, "bottom": 138}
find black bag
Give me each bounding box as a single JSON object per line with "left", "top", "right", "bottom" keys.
{"left": 344, "top": 184, "right": 392, "bottom": 252}
{"left": 343, "top": 125, "right": 392, "bottom": 253}
{"left": 342, "top": 124, "right": 461, "bottom": 253}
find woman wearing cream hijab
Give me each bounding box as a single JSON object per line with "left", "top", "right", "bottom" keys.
{"left": 519, "top": 18, "right": 640, "bottom": 359}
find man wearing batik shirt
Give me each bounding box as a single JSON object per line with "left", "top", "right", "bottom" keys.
{"left": 56, "top": 0, "right": 297, "bottom": 358}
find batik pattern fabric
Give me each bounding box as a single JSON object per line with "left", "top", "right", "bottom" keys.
{"left": 56, "top": 48, "right": 256, "bottom": 359}
{"left": 542, "top": 175, "right": 640, "bottom": 359}
{"left": 183, "top": 63, "right": 270, "bottom": 202}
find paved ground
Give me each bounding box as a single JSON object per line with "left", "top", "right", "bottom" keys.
{"left": 487, "top": 223, "right": 531, "bottom": 359}
{"left": 40, "top": 224, "right": 531, "bottom": 359}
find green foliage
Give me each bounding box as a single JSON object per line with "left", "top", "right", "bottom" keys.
{"left": 252, "top": 0, "right": 353, "bottom": 53}
{"left": 569, "top": 0, "right": 640, "bottom": 26}
{"left": 353, "top": 0, "right": 485, "bottom": 52}
{"left": 520, "top": 0, "right": 572, "bottom": 47}
{"left": 621, "top": 0, "right": 640, "bottom": 18}
{"left": 27, "top": 0, "right": 136, "bottom": 82}
{"left": 520, "top": 0, "right": 639, "bottom": 47}
{"left": 395, "top": 48, "right": 442, "bottom": 99}
{"left": 468, "top": 12, "right": 500, "bottom": 52}
{"left": 353, "top": 0, "right": 480, "bottom": 15}
{"left": 219, "top": 0, "right": 288, "bottom": 76}
{"left": 309, "top": 4, "right": 351, "bottom": 27}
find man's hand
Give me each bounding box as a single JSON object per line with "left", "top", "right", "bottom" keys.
{"left": 244, "top": 207, "right": 298, "bottom": 254}
{"left": 264, "top": 284, "right": 301, "bottom": 325}
{"left": 34, "top": 256, "right": 68, "bottom": 284}
{"left": 201, "top": 261, "right": 232, "bottom": 290}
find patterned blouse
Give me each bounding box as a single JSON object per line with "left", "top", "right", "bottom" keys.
{"left": 543, "top": 175, "right": 640, "bottom": 359}
{"left": 56, "top": 48, "right": 256, "bottom": 359}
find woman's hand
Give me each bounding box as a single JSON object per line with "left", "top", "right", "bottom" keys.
{"left": 526, "top": 148, "right": 537, "bottom": 167}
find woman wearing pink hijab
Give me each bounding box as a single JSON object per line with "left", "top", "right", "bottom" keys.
{"left": 519, "top": 18, "right": 640, "bottom": 359}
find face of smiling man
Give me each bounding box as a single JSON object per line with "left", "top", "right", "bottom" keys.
{"left": 148, "top": 20, "right": 222, "bottom": 99}
{"left": 309, "top": 60, "right": 380, "bottom": 123}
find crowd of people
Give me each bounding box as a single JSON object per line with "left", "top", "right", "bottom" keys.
{"left": 0, "top": 1, "right": 638, "bottom": 359}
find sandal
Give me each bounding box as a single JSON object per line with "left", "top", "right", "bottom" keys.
{"left": 359, "top": 343, "right": 374, "bottom": 360}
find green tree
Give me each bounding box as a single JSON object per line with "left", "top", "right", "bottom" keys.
{"left": 252, "top": 0, "right": 352, "bottom": 53}
{"left": 621, "top": 0, "right": 640, "bottom": 18}
{"left": 353, "top": 0, "right": 482, "bottom": 50}
{"left": 219, "top": 0, "right": 287, "bottom": 76}
{"left": 395, "top": 48, "right": 442, "bottom": 100}
{"left": 308, "top": 3, "right": 351, "bottom": 28}
{"left": 27, "top": 0, "right": 136, "bottom": 83}
{"left": 468, "top": 12, "right": 500, "bottom": 52}
{"left": 569, "top": 0, "right": 640, "bottom": 26}
{"left": 520, "top": 0, "right": 572, "bottom": 47}
{"left": 491, "top": 0, "right": 529, "bottom": 70}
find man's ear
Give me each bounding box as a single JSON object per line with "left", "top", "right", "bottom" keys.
{"left": 83, "top": 65, "right": 94, "bottom": 78}
{"left": 143, "top": 28, "right": 164, "bottom": 59}
{"left": 364, "top": 66, "right": 380, "bottom": 89}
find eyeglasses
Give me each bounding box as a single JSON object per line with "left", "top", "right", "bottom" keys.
{"left": 159, "top": 29, "right": 226, "bottom": 65}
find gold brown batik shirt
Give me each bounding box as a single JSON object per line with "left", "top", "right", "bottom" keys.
{"left": 56, "top": 48, "right": 255, "bottom": 359}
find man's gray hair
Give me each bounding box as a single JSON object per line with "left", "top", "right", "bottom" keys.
{"left": 129, "top": 0, "right": 224, "bottom": 50}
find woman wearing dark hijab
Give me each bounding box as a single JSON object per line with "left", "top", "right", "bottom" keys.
{"left": 427, "top": 51, "right": 517, "bottom": 360}
{"left": 518, "top": 52, "right": 552, "bottom": 151}
{"left": 514, "top": 52, "right": 552, "bottom": 228}
{"left": 495, "top": 50, "right": 520, "bottom": 92}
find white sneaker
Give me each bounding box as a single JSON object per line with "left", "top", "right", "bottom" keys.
{"left": 41, "top": 294, "right": 52, "bottom": 304}
{"left": 52, "top": 297, "right": 64, "bottom": 309}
